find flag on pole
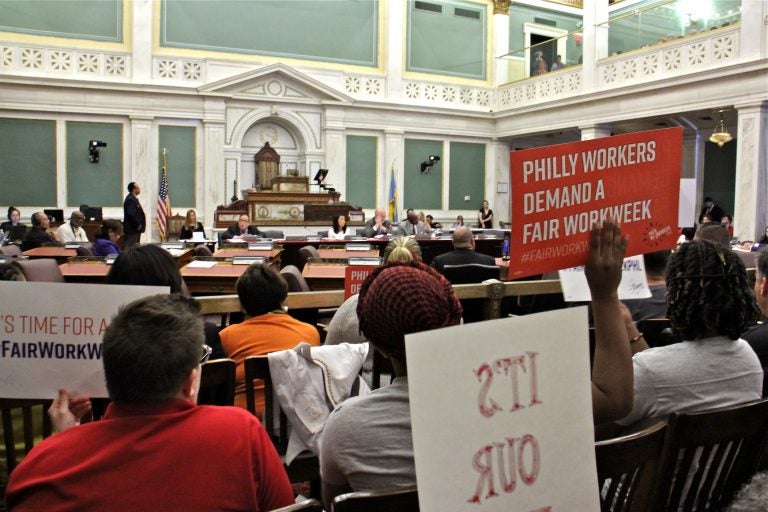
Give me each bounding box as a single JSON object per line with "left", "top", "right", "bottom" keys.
{"left": 388, "top": 167, "right": 398, "bottom": 223}
{"left": 156, "top": 148, "right": 171, "bottom": 241}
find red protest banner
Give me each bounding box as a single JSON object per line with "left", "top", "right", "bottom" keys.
{"left": 344, "top": 266, "right": 378, "bottom": 299}
{"left": 509, "top": 127, "right": 682, "bottom": 279}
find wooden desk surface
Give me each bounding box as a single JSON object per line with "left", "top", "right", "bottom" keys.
{"left": 212, "top": 248, "right": 282, "bottom": 259}
{"left": 317, "top": 249, "right": 379, "bottom": 259}
{"left": 59, "top": 261, "right": 110, "bottom": 282}
{"left": 180, "top": 262, "right": 250, "bottom": 294}
{"left": 302, "top": 262, "right": 347, "bottom": 291}
{"left": 24, "top": 247, "right": 77, "bottom": 265}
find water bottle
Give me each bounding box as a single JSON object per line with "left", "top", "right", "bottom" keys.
{"left": 502, "top": 237, "right": 510, "bottom": 261}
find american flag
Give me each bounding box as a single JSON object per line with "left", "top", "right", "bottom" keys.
{"left": 156, "top": 149, "right": 171, "bottom": 241}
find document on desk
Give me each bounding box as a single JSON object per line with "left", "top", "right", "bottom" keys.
{"left": 186, "top": 260, "right": 218, "bottom": 268}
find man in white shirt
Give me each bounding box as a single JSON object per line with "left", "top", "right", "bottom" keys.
{"left": 55, "top": 211, "right": 89, "bottom": 243}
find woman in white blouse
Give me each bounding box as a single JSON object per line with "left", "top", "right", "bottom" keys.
{"left": 327, "top": 214, "right": 351, "bottom": 240}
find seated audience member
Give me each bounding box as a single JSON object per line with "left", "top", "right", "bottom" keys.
{"left": 92, "top": 219, "right": 122, "bottom": 257}
{"left": 759, "top": 226, "right": 768, "bottom": 244}
{"left": 694, "top": 221, "right": 731, "bottom": 248}
{"left": 431, "top": 226, "right": 495, "bottom": 273}
{"left": 396, "top": 208, "right": 428, "bottom": 236}
{"left": 0, "top": 263, "right": 25, "bottom": 281}
{"left": 320, "top": 222, "right": 633, "bottom": 506}
{"left": 220, "top": 214, "right": 261, "bottom": 241}
{"left": 743, "top": 248, "right": 768, "bottom": 397}
{"left": 5, "top": 294, "right": 293, "bottom": 511}
{"left": 325, "top": 237, "right": 423, "bottom": 381}
{"left": 55, "top": 211, "right": 88, "bottom": 243}
{"left": 361, "top": 208, "right": 392, "bottom": 238}
{"left": 613, "top": 240, "right": 762, "bottom": 432}
{"left": 451, "top": 215, "right": 465, "bottom": 230}
{"left": 327, "top": 214, "right": 351, "bottom": 240}
{"left": 106, "top": 244, "right": 224, "bottom": 359}
{"left": 179, "top": 209, "right": 205, "bottom": 240}
{"left": 219, "top": 264, "right": 320, "bottom": 413}
{"left": 721, "top": 215, "right": 734, "bottom": 237}
{"left": 622, "top": 250, "right": 670, "bottom": 321}
{"left": 20, "top": 212, "right": 55, "bottom": 251}
{"left": 1, "top": 206, "right": 26, "bottom": 240}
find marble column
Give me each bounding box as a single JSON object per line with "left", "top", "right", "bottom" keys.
{"left": 323, "top": 106, "right": 346, "bottom": 199}
{"left": 579, "top": 124, "right": 611, "bottom": 140}
{"left": 131, "top": 0, "right": 153, "bottom": 82}
{"left": 491, "top": 140, "right": 511, "bottom": 225}
{"left": 733, "top": 102, "right": 768, "bottom": 241}
{"left": 129, "top": 116, "right": 153, "bottom": 240}
{"left": 493, "top": 1, "right": 511, "bottom": 86}
{"left": 203, "top": 98, "right": 226, "bottom": 228}
{"left": 581, "top": 0, "right": 609, "bottom": 93}
{"left": 385, "top": 0, "right": 404, "bottom": 99}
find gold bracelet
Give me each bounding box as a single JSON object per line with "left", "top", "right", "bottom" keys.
{"left": 630, "top": 333, "right": 644, "bottom": 344}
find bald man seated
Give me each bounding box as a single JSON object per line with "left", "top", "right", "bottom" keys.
{"left": 430, "top": 226, "right": 496, "bottom": 273}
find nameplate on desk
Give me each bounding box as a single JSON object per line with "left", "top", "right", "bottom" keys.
{"left": 346, "top": 236, "right": 368, "bottom": 242}
{"left": 64, "top": 242, "right": 82, "bottom": 249}
{"left": 104, "top": 255, "right": 117, "bottom": 265}
{"left": 161, "top": 242, "right": 185, "bottom": 250}
{"left": 233, "top": 256, "right": 265, "bottom": 265}
{"left": 306, "top": 236, "right": 321, "bottom": 242}
{"left": 438, "top": 235, "right": 452, "bottom": 240}
{"left": 286, "top": 236, "right": 308, "bottom": 241}
{"left": 345, "top": 243, "right": 372, "bottom": 251}
{"left": 349, "top": 256, "right": 382, "bottom": 266}
{"left": 248, "top": 242, "right": 273, "bottom": 251}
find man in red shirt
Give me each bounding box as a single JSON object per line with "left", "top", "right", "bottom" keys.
{"left": 6, "top": 294, "right": 294, "bottom": 512}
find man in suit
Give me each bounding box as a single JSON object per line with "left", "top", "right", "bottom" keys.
{"left": 220, "top": 213, "right": 262, "bottom": 241}
{"left": 361, "top": 208, "right": 393, "bottom": 237}
{"left": 21, "top": 212, "right": 55, "bottom": 251}
{"left": 123, "top": 182, "right": 145, "bottom": 248}
{"left": 396, "top": 209, "right": 428, "bottom": 236}
{"left": 430, "top": 226, "right": 495, "bottom": 273}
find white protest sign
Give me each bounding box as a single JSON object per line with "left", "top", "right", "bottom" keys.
{"left": 406, "top": 307, "right": 599, "bottom": 512}
{"left": 0, "top": 281, "right": 167, "bottom": 399}
{"left": 678, "top": 179, "right": 696, "bottom": 227}
{"left": 558, "top": 254, "right": 651, "bottom": 302}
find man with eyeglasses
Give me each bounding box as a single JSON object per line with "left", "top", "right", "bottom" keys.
{"left": 6, "top": 294, "right": 294, "bottom": 511}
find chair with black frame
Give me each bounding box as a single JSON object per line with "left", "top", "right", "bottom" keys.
{"left": 260, "top": 230, "right": 284, "bottom": 239}
{"left": 297, "top": 245, "right": 320, "bottom": 272}
{"left": 652, "top": 398, "right": 768, "bottom": 512}
{"left": 269, "top": 499, "right": 323, "bottom": 512}
{"left": 198, "top": 358, "right": 236, "bottom": 406}
{"left": 441, "top": 263, "right": 500, "bottom": 323}
{"left": 595, "top": 421, "right": 667, "bottom": 512}
{"left": 1, "top": 399, "right": 53, "bottom": 503}
{"left": 332, "top": 484, "right": 419, "bottom": 512}
{"left": 243, "top": 356, "right": 321, "bottom": 500}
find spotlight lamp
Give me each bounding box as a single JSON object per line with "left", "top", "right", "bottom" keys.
{"left": 88, "top": 140, "right": 107, "bottom": 163}
{"left": 708, "top": 110, "right": 732, "bottom": 147}
{"left": 420, "top": 155, "right": 441, "bottom": 175}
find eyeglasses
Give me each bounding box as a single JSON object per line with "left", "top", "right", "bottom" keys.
{"left": 200, "top": 344, "right": 212, "bottom": 364}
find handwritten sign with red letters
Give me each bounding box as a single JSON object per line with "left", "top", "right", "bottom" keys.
{"left": 509, "top": 127, "right": 682, "bottom": 278}
{"left": 407, "top": 307, "right": 599, "bottom": 511}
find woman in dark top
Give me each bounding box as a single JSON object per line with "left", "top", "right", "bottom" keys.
{"left": 759, "top": 226, "right": 768, "bottom": 244}
{"left": 477, "top": 200, "right": 493, "bottom": 229}
{"left": 1, "top": 207, "right": 26, "bottom": 240}
{"left": 179, "top": 209, "right": 205, "bottom": 240}
{"left": 92, "top": 219, "right": 122, "bottom": 257}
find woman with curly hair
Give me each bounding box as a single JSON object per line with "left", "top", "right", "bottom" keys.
{"left": 615, "top": 240, "right": 762, "bottom": 431}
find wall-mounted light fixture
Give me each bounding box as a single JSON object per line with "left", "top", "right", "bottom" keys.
{"left": 708, "top": 110, "right": 732, "bottom": 147}
{"left": 420, "top": 155, "right": 441, "bottom": 175}
{"left": 88, "top": 140, "right": 107, "bottom": 163}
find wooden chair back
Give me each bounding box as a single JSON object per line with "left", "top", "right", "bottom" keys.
{"left": 243, "top": 356, "right": 320, "bottom": 497}
{"left": 332, "top": 485, "right": 419, "bottom": 512}
{"left": 198, "top": 358, "right": 236, "bottom": 406}
{"left": 270, "top": 499, "right": 323, "bottom": 511}
{"left": 1, "top": 399, "right": 53, "bottom": 502}
{"left": 595, "top": 421, "right": 667, "bottom": 512}
{"left": 653, "top": 398, "right": 768, "bottom": 511}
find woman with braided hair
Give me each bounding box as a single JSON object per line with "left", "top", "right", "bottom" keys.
{"left": 614, "top": 239, "right": 762, "bottom": 432}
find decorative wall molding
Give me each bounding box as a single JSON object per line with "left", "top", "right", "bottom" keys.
{"left": 401, "top": 80, "right": 493, "bottom": 110}
{"left": 496, "top": 26, "right": 740, "bottom": 111}
{"left": 596, "top": 27, "right": 739, "bottom": 89}
{"left": 343, "top": 74, "right": 385, "bottom": 99}
{"left": 153, "top": 57, "right": 203, "bottom": 82}
{"left": 0, "top": 43, "right": 129, "bottom": 79}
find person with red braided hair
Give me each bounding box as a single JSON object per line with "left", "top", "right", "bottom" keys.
{"left": 319, "top": 260, "right": 462, "bottom": 508}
